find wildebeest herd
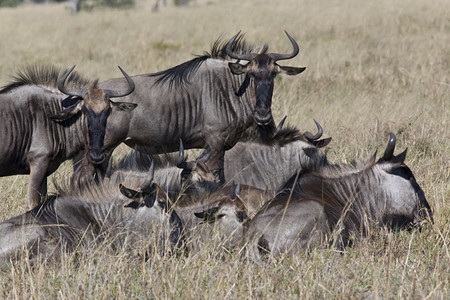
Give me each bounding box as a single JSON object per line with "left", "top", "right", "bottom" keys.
{"left": 0, "top": 32, "right": 433, "bottom": 265}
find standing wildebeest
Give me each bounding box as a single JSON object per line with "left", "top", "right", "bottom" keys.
{"left": 243, "top": 133, "right": 433, "bottom": 260}
{"left": 0, "top": 65, "right": 136, "bottom": 208}
{"left": 96, "top": 31, "right": 306, "bottom": 182}
{"left": 0, "top": 167, "right": 183, "bottom": 266}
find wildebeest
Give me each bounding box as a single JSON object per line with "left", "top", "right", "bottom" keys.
{"left": 111, "top": 141, "right": 219, "bottom": 199}
{"left": 111, "top": 143, "right": 272, "bottom": 251}
{"left": 0, "top": 167, "right": 183, "bottom": 266}
{"left": 243, "top": 133, "right": 433, "bottom": 260}
{"left": 224, "top": 120, "right": 331, "bottom": 190}
{"left": 96, "top": 31, "right": 306, "bottom": 182}
{"left": 114, "top": 139, "right": 275, "bottom": 213}
{"left": 0, "top": 65, "right": 136, "bottom": 208}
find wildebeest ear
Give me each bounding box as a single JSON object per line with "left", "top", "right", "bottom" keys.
{"left": 391, "top": 148, "right": 408, "bottom": 164}
{"left": 110, "top": 101, "right": 138, "bottom": 111}
{"left": 49, "top": 100, "right": 83, "bottom": 123}
{"left": 312, "top": 137, "right": 332, "bottom": 148}
{"left": 194, "top": 207, "right": 220, "bottom": 221}
{"left": 228, "top": 62, "right": 250, "bottom": 75}
{"left": 119, "top": 183, "right": 141, "bottom": 199}
{"left": 124, "top": 200, "right": 142, "bottom": 209}
{"left": 277, "top": 65, "right": 306, "bottom": 76}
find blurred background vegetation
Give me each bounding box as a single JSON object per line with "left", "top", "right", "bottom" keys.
{"left": 0, "top": 0, "right": 190, "bottom": 11}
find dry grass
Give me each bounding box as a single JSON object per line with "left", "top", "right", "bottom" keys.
{"left": 0, "top": 0, "right": 448, "bottom": 298}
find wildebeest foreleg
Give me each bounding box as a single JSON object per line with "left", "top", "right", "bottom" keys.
{"left": 28, "top": 161, "right": 49, "bottom": 209}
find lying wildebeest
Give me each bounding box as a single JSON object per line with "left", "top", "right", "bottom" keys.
{"left": 111, "top": 143, "right": 272, "bottom": 251}
{"left": 96, "top": 31, "right": 306, "bottom": 182}
{"left": 111, "top": 141, "right": 218, "bottom": 199}
{"left": 114, "top": 140, "right": 275, "bottom": 214}
{"left": 224, "top": 119, "right": 331, "bottom": 190}
{"left": 0, "top": 65, "right": 136, "bottom": 208}
{"left": 243, "top": 133, "right": 433, "bottom": 261}
{"left": 0, "top": 167, "right": 183, "bottom": 266}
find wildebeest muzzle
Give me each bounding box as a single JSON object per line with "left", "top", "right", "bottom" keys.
{"left": 253, "top": 81, "right": 273, "bottom": 125}
{"left": 86, "top": 108, "right": 110, "bottom": 165}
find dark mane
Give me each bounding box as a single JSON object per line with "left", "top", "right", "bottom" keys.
{"left": 206, "top": 33, "right": 254, "bottom": 59}
{"left": 238, "top": 121, "right": 331, "bottom": 148}
{"left": 149, "top": 33, "right": 254, "bottom": 89}
{"left": 116, "top": 147, "right": 186, "bottom": 172}
{"left": 271, "top": 124, "right": 309, "bottom": 146}
{"left": 149, "top": 56, "right": 209, "bottom": 90}
{"left": 0, "top": 65, "right": 91, "bottom": 94}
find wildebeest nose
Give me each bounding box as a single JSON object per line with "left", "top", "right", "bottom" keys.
{"left": 253, "top": 109, "right": 272, "bottom": 125}
{"left": 88, "top": 151, "right": 105, "bottom": 165}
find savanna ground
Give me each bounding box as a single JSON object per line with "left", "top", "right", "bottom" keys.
{"left": 0, "top": 0, "right": 448, "bottom": 298}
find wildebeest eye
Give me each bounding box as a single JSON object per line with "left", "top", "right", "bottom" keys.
{"left": 180, "top": 169, "right": 192, "bottom": 181}
{"left": 236, "top": 211, "right": 248, "bottom": 223}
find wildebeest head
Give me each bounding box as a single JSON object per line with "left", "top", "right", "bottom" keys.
{"left": 52, "top": 66, "right": 137, "bottom": 165}
{"left": 193, "top": 184, "right": 249, "bottom": 248}
{"left": 376, "top": 133, "right": 433, "bottom": 228}
{"left": 226, "top": 31, "right": 306, "bottom": 125}
{"left": 176, "top": 140, "right": 219, "bottom": 193}
{"left": 118, "top": 163, "right": 184, "bottom": 247}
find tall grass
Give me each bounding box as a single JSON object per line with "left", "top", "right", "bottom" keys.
{"left": 0, "top": 0, "right": 448, "bottom": 298}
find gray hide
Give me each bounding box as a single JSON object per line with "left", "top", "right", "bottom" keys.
{"left": 111, "top": 151, "right": 271, "bottom": 251}
{"left": 0, "top": 170, "right": 182, "bottom": 267}
{"left": 0, "top": 65, "right": 136, "bottom": 209}
{"left": 224, "top": 138, "right": 326, "bottom": 191}
{"left": 244, "top": 133, "right": 433, "bottom": 261}
{"left": 96, "top": 32, "right": 306, "bottom": 181}
{"left": 0, "top": 67, "right": 89, "bottom": 209}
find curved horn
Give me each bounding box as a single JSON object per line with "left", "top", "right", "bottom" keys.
{"left": 225, "top": 31, "right": 257, "bottom": 61}
{"left": 57, "top": 65, "right": 87, "bottom": 97}
{"left": 230, "top": 182, "right": 241, "bottom": 200}
{"left": 275, "top": 116, "right": 287, "bottom": 135}
{"left": 105, "top": 66, "right": 135, "bottom": 98}
{"left": 197, "top": 144, "right": 211, "bottom": 164}
{"left": 269, "top": 30, "right": 300, "bottom": 62}
{"left": 382, "top": 132, "right": 396, "bottom": 161}
{"left": 176, "top": 139, "right": 196, "bottom": 171}
{"left": 176, "top": 139, "right": 185, "bottom": 167}
{"left": 141, "top": 160, "right": 155, "bottom": 189}
{"left": 304, "top": 119, "right": 323, "bottom": 141}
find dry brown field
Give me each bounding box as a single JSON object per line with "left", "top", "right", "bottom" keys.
{"left": 0, "top": 0, "right": 448, "bottom": 298}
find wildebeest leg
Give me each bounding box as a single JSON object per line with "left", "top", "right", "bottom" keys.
{"left": 205, "top": 144, "right": 225, "bottom": 184}
{"left": 40, "top": 177, "right": 48, "bottom": 201}
{"left": 28, "top": 162, "right": 49, "bottom": 209}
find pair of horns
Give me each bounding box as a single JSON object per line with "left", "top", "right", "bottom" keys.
{"left": 225, "top": 30, "right": 299, "bottom": 62}
{"left": 275, "top": 116, "right": 324, "bottom": 141}
{"left": 58, "top": 65, "right": 135, "bottom": 98}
